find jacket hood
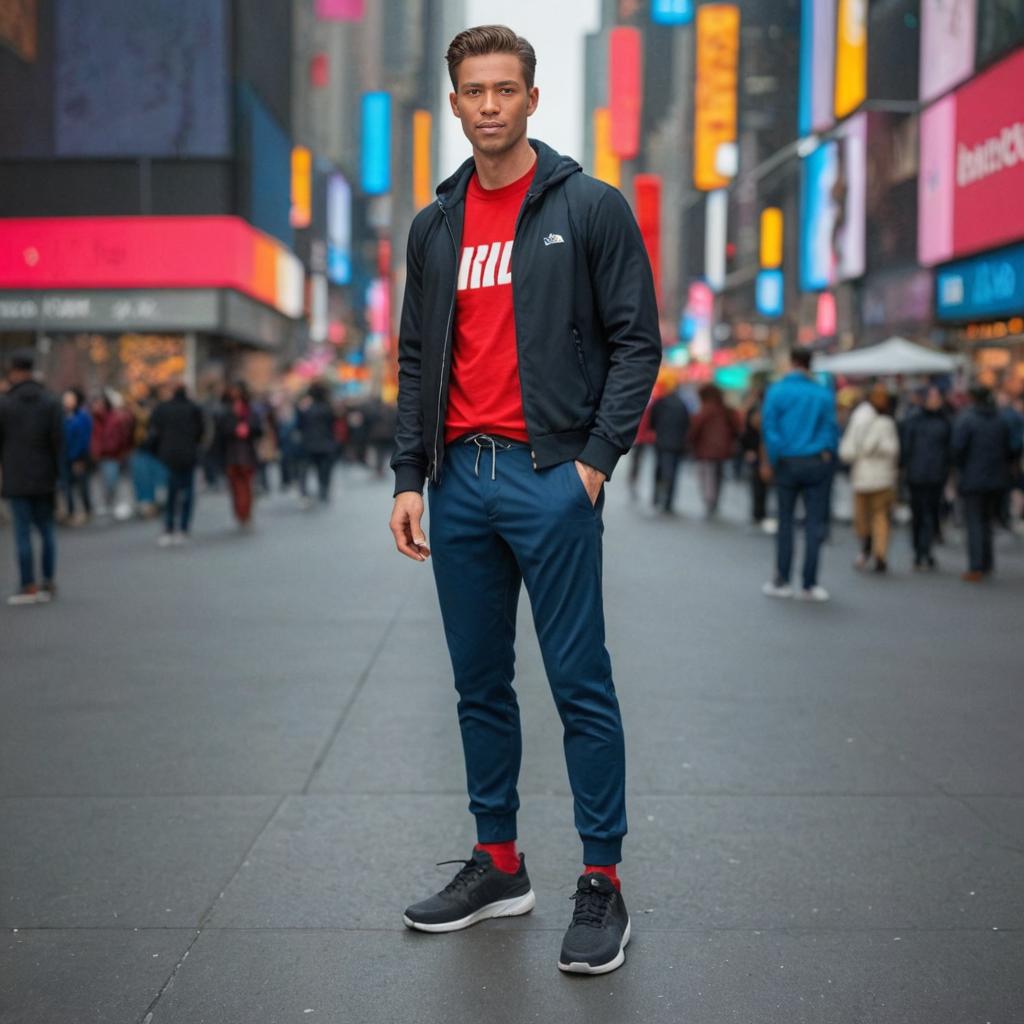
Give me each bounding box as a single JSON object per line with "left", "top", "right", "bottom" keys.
{"left": 436, "top": 139, "right": 581, "bottom": 209}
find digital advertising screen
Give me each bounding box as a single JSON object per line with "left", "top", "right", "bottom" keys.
{"left": 800, "top": 113, "right": 867, "bottom": 291}
{"left": 920, "top": 0, "right": 976, "bottom": 103}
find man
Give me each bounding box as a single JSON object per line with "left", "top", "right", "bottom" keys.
{"left": 954, "top": 386, "right": 1018, "bottom": 582}
{"left": 149, "top": 384, "right": 205, "bottom": 546}
{"left": 901, "top": 386, "right": 952, "bottom": 570}
{"left": 388, "top": 25, "right": 660, "bottom": 975}
{"left": 0, "top": 350, "right": 63, "bottom": 605}
{"left": 649, "top": 378, "right": 690, "bottom": 514}
{"left": 760, "top": 349, "right": 839, "bottom": 601}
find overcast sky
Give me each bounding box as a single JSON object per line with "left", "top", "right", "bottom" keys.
{"left": 439, "top": 0, "right": 600, "bottom": 178}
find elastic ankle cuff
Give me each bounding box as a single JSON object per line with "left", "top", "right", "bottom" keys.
{"left": 582, "top": 837, "right": 622, "bottom": 865}
{"left": 475, "top": 813, "right": 517, "bottom": 845}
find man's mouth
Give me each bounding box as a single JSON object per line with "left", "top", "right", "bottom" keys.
{"left": 477, "top": 123, "right": 504, "bottom": 133}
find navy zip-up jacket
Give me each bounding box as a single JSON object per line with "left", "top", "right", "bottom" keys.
{"left": 391, "top": 139, "right": 661, "bottom": 495}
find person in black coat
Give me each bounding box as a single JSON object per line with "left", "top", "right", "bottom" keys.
{"left": 297, "top": 382, "right": 338, "bottom": 504}
{"left": 953, "top": 386, "right": 1019, "bottom": 580}
{"left": 649, "top": 386, "right": 691, "bottom": 514}
{"left": 149, "top": 385, "right": 205, "bottom": 544}
{"left": 901, "top": 386, "right": 952, "bottom": 570}
{"left": 0, "top": 350, "right": 63, "bottom": 604}
{"left": 740, "top": 394, "right": 769, "bottom": 527}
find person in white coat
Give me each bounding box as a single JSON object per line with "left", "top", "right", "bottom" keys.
{"left": 839, "top": 384, "right": 901, "bottom": 573}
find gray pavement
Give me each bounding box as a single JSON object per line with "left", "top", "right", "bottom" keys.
{"left": 2, "top": 463, "right": 1023, "bottom": 1024}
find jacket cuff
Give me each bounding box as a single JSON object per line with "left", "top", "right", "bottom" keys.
{"left": 393, "top": 462, "right": 427, "bottom": 497}
{"left": 578, "top": 434, "right": 623, "bottom": 481}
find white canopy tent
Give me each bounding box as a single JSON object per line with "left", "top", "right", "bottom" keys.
{"left": 813, "top": 338, "right": 960, "bottom": 377}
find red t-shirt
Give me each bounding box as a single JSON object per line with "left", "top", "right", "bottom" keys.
{"left": 444, "top": 164, "right": 536, "bottom": 443}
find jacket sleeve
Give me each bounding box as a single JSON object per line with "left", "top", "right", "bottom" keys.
{"left": 869, "top": 417, "right": 900, "bottom": 459}
{"left": 391, "top": 221, "right": 429, "bottom": 495}
{"left": 839, "top": 408, "right": 863, "bottom": 465}
{"left": 579, "top": 188, "right": 663, "bottom": 479}
{"left": 951, "top": 413, "right": 970, "bottom": 467}
{"left": 761, "top": 387, "right": 782, "bottom": 465}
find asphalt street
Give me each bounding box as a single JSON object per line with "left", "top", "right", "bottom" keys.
{"left": 2, "top": 462, "right": 1023, "bottom": 1024}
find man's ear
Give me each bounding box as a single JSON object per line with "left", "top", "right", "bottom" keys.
{"left": 449, "top": 91, "right": 460, "bottom": 118}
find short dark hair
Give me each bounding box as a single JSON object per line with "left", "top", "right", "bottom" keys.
{"left": 446, "top": 25, "right": 537, "bottom": 90}
{"left": 8, "top": 348, "right": 35, "bottom": 372}
{"left": 791, "top": 349, "right": 813, "bottom": 370}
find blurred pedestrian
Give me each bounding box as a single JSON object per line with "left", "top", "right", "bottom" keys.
{"left": 128, "top": 385, "right": 164, "bottom": 518}
{"left": 149, "top": 384, "right": 205, "bottom": 546}
{"left": 649, "top": 382, "right": 690, "bottom": 514}
{"left": 954, "top": 386, "right": 1018, "bottom": 582}
{"left": 627, "top": 398, "right": 656, "bottom": 501}
{"left": 996, "top": 388, "right": 1024, "bottom": 528}
{"left": 216, "top": 382, "right": 262, "bottom": 528}
{"left": 390, "top": 25, "right": 660, "bottom": 974}
{"left": 688, "top": 384, "right": 738, "bottom": 518}
{"left": 0, "top": 350, "right": 63, "bottom": 605}
{"left": 60, "top": 387, "right": 93, "bottom": 526}
{"left": 199, "top": 382, "right": 224, "bottom": 491}
{"left": 901, "top": 386, "right": 952, "bottom": 570}
{"left": 761, "top": 349, "right": 839, "bottom": 601}
{"left": 840, "top": 384, "right": 900, "bottom": 573}
{"left": 297, "top": 381, "right": 337, "bottom": 504}
{"left": 740, "top": 391, "right": 771, "bottom": 530}
{"left": 90, "top": 391, "right": 135, "bottom": 518}
{"left": 367, "top": 398, "right": 398, "bottom": 478}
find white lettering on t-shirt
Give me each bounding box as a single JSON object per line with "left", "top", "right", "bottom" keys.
{"left": 458, "top": 241, "right": 514, "bottom": 291}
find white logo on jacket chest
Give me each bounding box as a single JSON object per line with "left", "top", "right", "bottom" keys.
{"left": 457, "top": 241, "right": 514, "bottom": 291}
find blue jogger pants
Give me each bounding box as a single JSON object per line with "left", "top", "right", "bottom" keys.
{"left": 428, "top": 437, "right": 626, "bottom": 865}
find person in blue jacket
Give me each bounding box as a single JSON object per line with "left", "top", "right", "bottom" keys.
{"left": 760, "top": 349, "right": 839, "bottom": 601}
{"left": 60, "top": 388, "right": 93, "bottom": 524}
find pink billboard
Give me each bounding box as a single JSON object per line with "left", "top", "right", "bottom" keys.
{"left": 918, "top": 95, "right": 956, "bottom": 266}
{"left": 314, "top": 0, "right": 363, "bottom": 20}
{"left": 918, "top": 48, "right": 1024, "bottom": 265}
{"left": 920, "top": 0, "right": 976, "bottom": 104}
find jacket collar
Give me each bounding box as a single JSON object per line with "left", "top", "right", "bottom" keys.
{"left": 435, "top": 138, "right": 581, "bottom": 211}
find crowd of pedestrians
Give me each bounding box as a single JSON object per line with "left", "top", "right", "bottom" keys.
{"left": 0, "top": 349, "right": 397, "bottom": 605}
{"left": 631, "top": 349, "right": 1024, "bottom": 601}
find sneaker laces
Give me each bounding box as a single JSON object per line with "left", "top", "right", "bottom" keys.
{"left": 569, "top": 885, "right": 614, "bottom": 928}
{"left": 436, "top": 858, "right": 487, "bottom": 894}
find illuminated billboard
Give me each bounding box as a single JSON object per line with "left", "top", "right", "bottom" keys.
{"left": 327, "top": 174, "right": 352, "bottom": 286}
{"left": 834, "top": 0, "right": 867, "bottom": 119}
{"left": 798, "top": 0, "right": 836, "bottom": 136}
{"left": 651, "top": 0, "right": 694, "bottom": 24}
{"left": 609, "top": 28, "right": 642, "bottom": 160}
{"left": 693, "top": 4, "right": 739, "bottom": 191}
{"left": 918, "top": 48, "right": 1024, "bottom": 265}
{"left": 920, "top": 0, "right": 976, "bottom": 103}
{"left": 800, "top": 113, "right": 867, "bottom": 291}
{"left": 361, "top": 92, "right": 392, "bottom": 196}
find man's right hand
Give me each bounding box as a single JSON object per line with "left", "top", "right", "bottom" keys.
{"left": 390, "top": 492, "right": 430, "bottom": 561}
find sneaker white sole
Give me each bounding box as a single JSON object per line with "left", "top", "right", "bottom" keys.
{"left": 402, "top": 888, "right": 536, "bottom": 933}
{"left": 558, "top": 918, "right": 632, "bottom": 975}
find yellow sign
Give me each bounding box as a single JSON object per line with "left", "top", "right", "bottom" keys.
{"left": 834, "top": 0, "right": 867, "bottom": 120}
{"left": 693, "top": 4, "right": 739, "bottom": 192}
{"left": 593, "top": 108, "right": 621, "bottom": 188}
{"left": 290, "top": 147, "right": 312, "bottom": 230}
{"left": 760, "top": 208, "right": 783, "bottom": 269}
{"left": 412, "top": 110, "right": 433, "bottom": 211}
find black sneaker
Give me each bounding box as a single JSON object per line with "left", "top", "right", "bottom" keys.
{"left": 402, "top": 849, "right": 535, "bottom": 933}
{"left": 558, "top": 873, "right": 631, "bottom": 975}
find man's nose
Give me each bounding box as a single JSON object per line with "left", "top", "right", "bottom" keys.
{"left": 481, "top": 91, "right": 500, "bottom": 113}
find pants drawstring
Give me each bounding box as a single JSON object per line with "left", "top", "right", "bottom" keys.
{"left": 466, "top": 434, "right": 512, "bottom": 481}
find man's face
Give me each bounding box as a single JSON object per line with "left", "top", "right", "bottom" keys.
{"left": 925, "top": 387, "right": 943, "bottom": 412}
{"left": 449, "top": 53, "right": 538, "bottom": 159}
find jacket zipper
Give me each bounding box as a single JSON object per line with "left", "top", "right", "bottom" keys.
{"left": 511, "top": 190, "right": 542, "bottom": 469}
{"left": 571, "top": 326, "right": 595, "bottom": 404}
{"left": 432, "top": 198, "right": 459, "bottom": 483}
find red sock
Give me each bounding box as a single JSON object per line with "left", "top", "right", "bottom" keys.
{"left": 475, "top": 841, "right": 519, "bottom": 874}
{"left": 584, "top": 864, "right": 621, "bottom": 891}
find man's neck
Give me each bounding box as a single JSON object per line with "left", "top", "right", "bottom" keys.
{"left": 472, "top": 138, "right": 537, "bottom": 191}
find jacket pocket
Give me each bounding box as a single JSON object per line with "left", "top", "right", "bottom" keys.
{"left": 571, "top": 326, "right": 595, "bottom": 404}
